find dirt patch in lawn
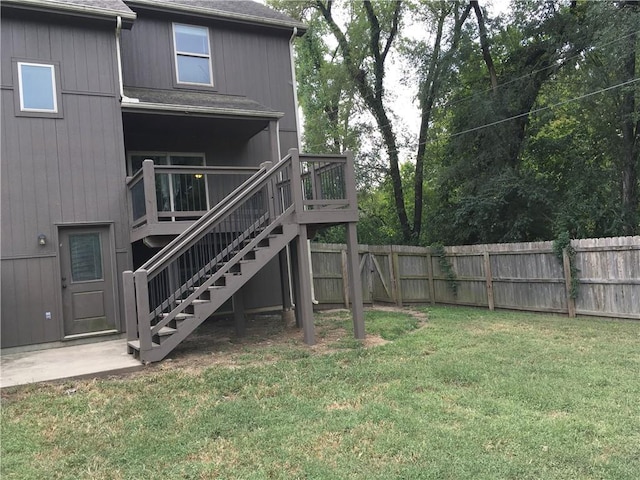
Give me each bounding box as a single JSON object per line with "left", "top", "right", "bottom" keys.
{"left": 134, "top": 306, "right": 427, "bottom": 376}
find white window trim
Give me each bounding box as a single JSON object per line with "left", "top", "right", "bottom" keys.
{"left": 172, "top": 23, "right": 214, "bottom": 87}
{"left": 17, "top": 61, "right": 58, "bottom": 113}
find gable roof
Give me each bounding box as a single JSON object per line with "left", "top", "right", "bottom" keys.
{"left": 125, "top": 0, "right": 306, "bottom": 33}
{"left": 1, "top": 0, "right": 136, "bottom": 22}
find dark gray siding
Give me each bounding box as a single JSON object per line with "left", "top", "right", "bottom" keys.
{"left": 120, "top": 17, "right": 299, "bottom": 153}
{"left": 1, "top": 16, "right": 130, "bottom": 347}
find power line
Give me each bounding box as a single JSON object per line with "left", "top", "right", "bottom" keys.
{"left": 440, "top": 30, "right": 639, "bottom": 110}
{"left": 448, "top": 77, "right": 640, "bottom": 138}
{"left": 374, "top": 76, "right": 639, "bottom": 156}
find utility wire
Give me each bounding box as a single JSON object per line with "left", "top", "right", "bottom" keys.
{"left": 448, "top": 77, "right": 640, "bottom": 138}
{"left": 440, "top": 30, "right": 639, "bottom": 110}
{"left": 372, "top": 76, "right": 639, "bottom": 156}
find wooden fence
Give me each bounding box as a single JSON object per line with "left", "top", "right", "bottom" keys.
{"left": 310, "top": 236, "right": 640, "bottom": 320}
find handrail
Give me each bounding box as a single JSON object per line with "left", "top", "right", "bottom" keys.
{"left": 152, "top": 165, "right": 260, "bottom": 174}
{"left": 125, "top": 168, "right": 144, "bottom": 186}
{"left": 142, "top": 153, "right": 293, "bottom": 276}
{"left": 139, "top": 164, "right": 268, "bottom": 272}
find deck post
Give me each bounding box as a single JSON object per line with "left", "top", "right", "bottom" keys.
{"left": 295, "top": 225, "right": 315, "bottom": 345}
{"left": 142, "top": 159, "right": 158, "bottom": 225}
{"left": 346, "top": 222, "right": 365, "bottom": 340}
{"left": 344, "top": 151, "right": 357, "bottom": 211}
{"left": 134, "top": 269, "right": 153, "bottom": 356}
{"left": 289, "top": 149, "right": 304, "bottom": 214}
{"left": 123, "top": 271, "right": 138, "bottom": 342}
{"left": 260, "top": 161, "right": 275, "bottom": 220}
{"left": 233, "top": 287, "right": 246, "bottom": 337}
{"left": 279, "top": 249, "right": 295, "bottom": 327}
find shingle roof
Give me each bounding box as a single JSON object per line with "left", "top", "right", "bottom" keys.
{"left": 1, "top": 0, "right": 136, "bottom": 20}
{"left": 125, "top": 0, "right": 305, "bottom": 31}
{"left": 122, "top": 87, "right": 284, "bottom": 119}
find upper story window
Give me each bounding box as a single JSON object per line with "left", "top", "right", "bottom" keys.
{"left": 173, "top": 24, "right": 213, "bottom": 86}
{"left": 17, "top": 62, "right": 58, "bottom": 112}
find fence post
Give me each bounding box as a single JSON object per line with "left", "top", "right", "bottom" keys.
{"left": 391, "top": 249, "right": 403, "bottom": 307}
{"left": 123, "top": 271, "right": 138, "bottom": 341}
{"left": 484, "top": 251, "right": 495, "bottom": 311}
{"left": 142, "top": 159, "right": 157, "bottom": 225}
{"left": 134, "top": 269, "right": 153, "bottom": 356}
{"left": 368, "top": 251, "right": 374, "bottom": 304}
{"left": 562, "top": 248, "right": 577, "bottom": 318}
{"left": 426, "top": 249, "right": 436, "bottom": 304}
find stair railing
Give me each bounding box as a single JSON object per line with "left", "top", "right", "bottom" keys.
{"left": 124, "top": 151, "right": 296, "bottom": 354}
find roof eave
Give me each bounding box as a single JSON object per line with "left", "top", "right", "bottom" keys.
{"left": 125, "top": 0, "right": 306, "bottom": 34}
{"left": 121, "top": 100, "right": 285, "bottom": 120}
{"left": 1, "top": 0, "right": 137, "bottom": 25}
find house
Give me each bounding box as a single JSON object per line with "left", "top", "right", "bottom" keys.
{"left": 1, "top": 0, "right": 364, "bottom": 362}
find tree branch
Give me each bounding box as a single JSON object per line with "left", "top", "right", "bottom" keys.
{"left": 381, "top": 1, "right": 402, "bottom": 63}
{"left": 471, "top": 0, "right": 499, "bottom": 91}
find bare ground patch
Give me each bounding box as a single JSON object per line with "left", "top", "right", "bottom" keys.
{"left": 132, "top": 306, "right": 428, "bottom": 377}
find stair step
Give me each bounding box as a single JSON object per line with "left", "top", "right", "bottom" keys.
{"left": 157, "top": 326, "right": 177, "bottom": 336}
{"left": 127, "top": 339, "right": 160, "bottom": 352}
{"left": 176, "top": 299, "right": 210, "bottom": 305}
{"left": 161, "top": 312, "right": 195, "bottom": 321}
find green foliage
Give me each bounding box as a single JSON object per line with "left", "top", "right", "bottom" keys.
{"left": 552, "top": 231, "right": 581, "bottom": 299}
{"left": 432, "top": 243, "right": 457, "bottom": 296}
{"left": 270, "top": 0, "right": 640, "bottom": 245}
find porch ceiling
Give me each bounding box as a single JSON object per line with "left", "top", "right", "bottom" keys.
{"left": 122, "top": 111, "right": 270, "bottom": 140}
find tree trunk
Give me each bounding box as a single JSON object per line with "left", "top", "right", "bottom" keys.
{"left": 620, "top": 16, "right": 639, "bottom": 234}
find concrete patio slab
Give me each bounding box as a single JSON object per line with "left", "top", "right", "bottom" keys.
{"left": 1, "top": 339, "right": 143, "bottom": 388}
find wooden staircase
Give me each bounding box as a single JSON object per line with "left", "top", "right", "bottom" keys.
{"left": 127, "top": 221, "right": 297, "bottom": 363}
{"left": 122, "top": 149, "right": 364, "bottom": 364}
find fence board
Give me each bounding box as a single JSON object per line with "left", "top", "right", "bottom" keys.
{"left": 311, "top": 236, "right": 639, "bottom": 319}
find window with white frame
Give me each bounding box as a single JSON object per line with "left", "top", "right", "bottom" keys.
{"left": 173, "top": 23, "right": 213, "bottom": 86}
{"left": 17, "top": 62, "right": 58, "bottom": 112}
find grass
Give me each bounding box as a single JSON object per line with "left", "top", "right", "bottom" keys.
{"left": 2, "top": 306, "right": 639, "bottom": 479}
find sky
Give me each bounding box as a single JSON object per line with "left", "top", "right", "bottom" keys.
{"left": 258, "top": 0, "right": 513, "bottom": 159}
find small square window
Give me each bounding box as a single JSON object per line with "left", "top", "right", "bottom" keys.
{"left": 173, "top": 24, "right": 213, "bottom": 86}
{"left": 18, "top": 62, "right": 58, "bottom": 112}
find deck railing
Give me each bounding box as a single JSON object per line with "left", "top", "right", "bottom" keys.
{"left": 126, "top": 163, "right": 260, "bottom": 231}
{"left": 126, "top": 151, "right": 358, "bottom": 241}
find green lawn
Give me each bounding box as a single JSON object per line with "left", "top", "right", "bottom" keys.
{"left": 2, "top": 306, "right": 639, "bottom": 479}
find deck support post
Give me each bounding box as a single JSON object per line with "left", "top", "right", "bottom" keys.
{"left": 134, "top": 269, "right": 152, "bottom": 358}
{"left": 123, "top": 271, "right": 138, "bottom": 342}
{"left": 233, "top": 287, "right": 246, "bottom": 337}
{"left": 279, "top": 249, "right": 296, "bottom": 327}
{"left": 346, "top": 222, "right": 365, "bottom": 340}
{"left": 295, "top": 225, "right": 315, "bottom": 345}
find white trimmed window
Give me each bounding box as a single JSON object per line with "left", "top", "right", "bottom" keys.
{"left": 17, "top": 62, "right": 58, "bottom": 112}
{"left": 173, "top": 23, "right": 213, "bottom": 86}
